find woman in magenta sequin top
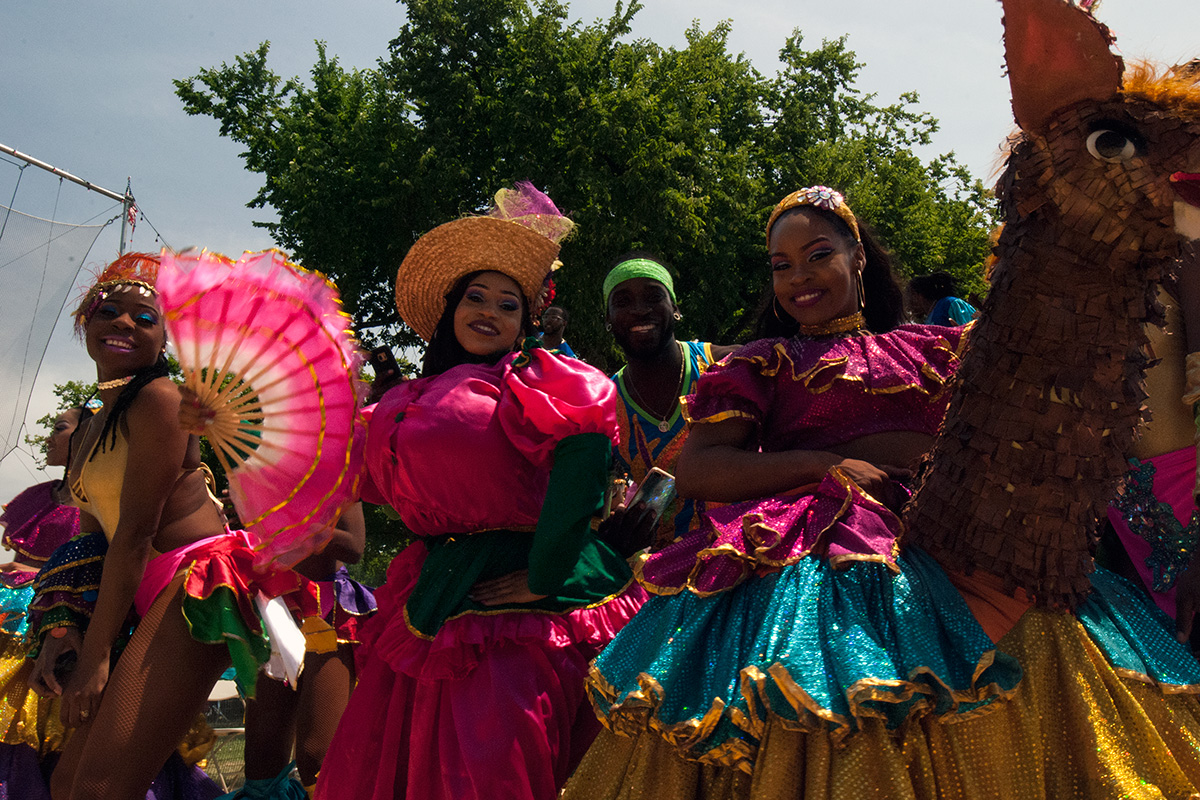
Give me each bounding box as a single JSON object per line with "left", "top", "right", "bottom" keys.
{"left": 0, "top": 408, "right": 85, "bottom": 580}
{"left": 561, "top": 187, "right": 1020, "bottom": 798}
{"left": 637, "top": 325, "right": 967, "bottom": 595}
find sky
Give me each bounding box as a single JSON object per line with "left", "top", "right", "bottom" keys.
{"left": 0, "top": 0, "right": 1195, "bottom": 507}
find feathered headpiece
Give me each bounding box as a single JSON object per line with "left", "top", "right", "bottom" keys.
{"left": 73, "top": 252, "right": 161, "bottom": 336}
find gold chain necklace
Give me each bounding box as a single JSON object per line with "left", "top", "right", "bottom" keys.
{"left": 624, "top": 342, "right": 686, "bottom": 433}
{"left": 96, "top": 375, "right": 135, "bottom": 391}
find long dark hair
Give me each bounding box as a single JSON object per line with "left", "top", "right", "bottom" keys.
{"left": 753, "top": 206, "right": 904, "bottom": 339}
{"left": 92, "top": 355, "right": 171, "bottom": 458}
{"left": 420, "top": 271, "right": 531, "bottom": 378}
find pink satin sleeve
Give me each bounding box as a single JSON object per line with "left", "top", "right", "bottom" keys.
{"left": 498, "top": 349, "right": 619, "bottom": 469}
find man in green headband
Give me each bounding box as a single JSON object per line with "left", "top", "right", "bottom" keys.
{"left": 601, "top": 252, "right": 737, "bottom": 552}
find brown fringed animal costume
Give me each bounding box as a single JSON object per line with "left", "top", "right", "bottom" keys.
{"left": 905, "top": 0, "right": 1200, "bottom": 611}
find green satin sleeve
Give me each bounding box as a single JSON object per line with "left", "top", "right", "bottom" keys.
{"left": 527, "top": 432, "right": 613, "bottom": 596}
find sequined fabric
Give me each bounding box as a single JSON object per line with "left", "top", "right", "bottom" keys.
{"left": 679, "top": 326, "right": 966, "bottom": 450}
{"left": 589, "top": 548, "right": 1020, "bottom": 772}
{"left": 1108, "top": 447, "right": 1200, "bottom": 620}
{"left": 637, "top": 469, "right": 904, "bottom": 596}
{"left": 643, "top": 326, "right": 965, "bottom": 596}
{"left": 565, "top": 606, "right": 1200, "bottom": 800}
{"left": 26, "top": 532, "right": 111, "bottom": 652}
{"left": 0, "top": 632, "right": 63, "bottom": 756}
{"left": 1076, "top": 566, "right": 1200, "bottom": 689}
{"left": 0, "top": 481, "right": 80, "bottom": 565}
{"left": 0, "top": 586, "right": 33, "bottom": 639}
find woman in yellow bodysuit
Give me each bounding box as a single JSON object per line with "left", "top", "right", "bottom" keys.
{"left": 37, "top": 252, "right": 294, "bottom": 800}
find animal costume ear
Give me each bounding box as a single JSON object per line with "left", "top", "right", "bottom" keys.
{"left": 1001, "top": 0, "right": 1123, "bottom": 132}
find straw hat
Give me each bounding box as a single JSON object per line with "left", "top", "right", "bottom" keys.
{"left": 395, "top": 184, "right": 573, "bottom": 341}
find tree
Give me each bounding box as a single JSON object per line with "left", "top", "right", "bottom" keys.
{"left": 176, "top": 0, "right": 995, "bottom": 370}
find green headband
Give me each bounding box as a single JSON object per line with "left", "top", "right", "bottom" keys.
{"left": 603, "top": 258, "right": 677, "bottom": 305}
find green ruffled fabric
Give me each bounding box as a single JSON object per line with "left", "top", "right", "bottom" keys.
{"left": 405, "top": 432, "right": 632, "bottom": 638}
{"left": 181, "top": 585, "right": 270, "bottom": 698}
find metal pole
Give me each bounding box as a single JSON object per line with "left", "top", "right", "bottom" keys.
{"left": 118, "top": 178, "right": 133, "bottom": 254}
{"left": 0, "top": 142, "right": 128, "bottom": 203}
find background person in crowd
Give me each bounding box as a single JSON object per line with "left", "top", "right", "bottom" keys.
{"left": 1103, "top": 240, "right": 1200, "bottom": 645}
{"left": 0, "top": 406, "right": 85, "bottom": 782}
{"left": 906, "top": 271, "right": 978, "bottom": 326}
{"left": 601, "top": 254, "right": 737, "bottom": 553}
{"left": 538, "top": 305, "right": 577, "bottom": 357}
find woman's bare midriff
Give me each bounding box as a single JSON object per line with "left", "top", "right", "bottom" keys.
{"left": 153, "top": 464, "right": 226, "bottom": 554}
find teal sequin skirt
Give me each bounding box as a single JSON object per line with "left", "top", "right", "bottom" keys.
{"left": 588, "top": 546, "right": 1021, "bottom": 770}
{"left": 1077, "top": 565, "right": 1200, "bottom": 688}
{"left": 0, "top": 584, "right": 34, "bottom": 638}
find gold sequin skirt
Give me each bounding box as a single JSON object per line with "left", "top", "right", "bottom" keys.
{"left": 563, "top": 609, "right": 1200, "bottom": 799}
{"left": 0, "top": 631, "right": 64, "bottom": 757}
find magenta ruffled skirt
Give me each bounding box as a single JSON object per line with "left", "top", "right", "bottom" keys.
{"left": 315, "top": 543, "right": 647, "bottom": 800}
{"left": 638, "top": 468, "right": 902, "bottom": 596}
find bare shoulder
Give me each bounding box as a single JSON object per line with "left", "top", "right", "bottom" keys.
{"left": 123, "top": 377, "right": 183, "bottom": 430}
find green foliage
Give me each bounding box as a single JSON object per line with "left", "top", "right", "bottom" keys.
{"left": 176, "top": 0, "right": 995, "bottom": 372}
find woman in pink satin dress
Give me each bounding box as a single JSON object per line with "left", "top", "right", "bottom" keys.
{"left": 315, "top": 184, "right": 646, "bottom": 800}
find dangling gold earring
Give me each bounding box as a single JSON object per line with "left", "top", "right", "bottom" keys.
{"left": 856, "top": 270, "right": 866, "bottom": 311}
{"left": 773, "top": 297, "right": 789, "bottom": 323}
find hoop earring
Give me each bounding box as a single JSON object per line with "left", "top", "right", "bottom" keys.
{"left": 772, "top": 296, "right": 790, "bottom": 323}
{"left": 856, "top": 270, "right": 867, "bottom": 311}
{"left": 605, "top": 322, "right": 612, "bottom": 332}
{"left": 672, "top": 311, "right": 682, "bottom": 321}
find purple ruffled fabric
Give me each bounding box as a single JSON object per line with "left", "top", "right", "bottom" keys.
{"left": 681, "top": 325, "right": 966, "bottom": 451}
{"left": 0, "top": 482, "right": 79, "bottom": 565}
{"left": 638, "top": 470, "right": 905, "bottom": 595}
{"left": 0, "top": 747, "right": 218, "bottom": 800}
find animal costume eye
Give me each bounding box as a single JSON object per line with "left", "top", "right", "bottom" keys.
{"left": 1086, "top": 129, "right": 1138, "bottom": 162}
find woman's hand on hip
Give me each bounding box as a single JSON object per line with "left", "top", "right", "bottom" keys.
{"left": 468, "top": 569, "right": 548, "bottom": 606}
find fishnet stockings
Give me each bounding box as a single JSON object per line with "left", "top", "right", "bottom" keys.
{"left": 50, "top": 574, "right": 229, "bottom": 800}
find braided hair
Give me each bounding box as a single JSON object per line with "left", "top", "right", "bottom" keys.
{"left": 90, "top": 354, "right": 171, "bottom": 459}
